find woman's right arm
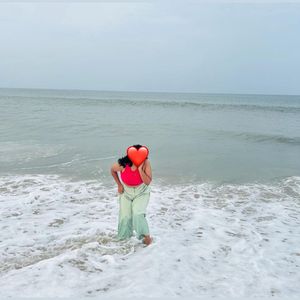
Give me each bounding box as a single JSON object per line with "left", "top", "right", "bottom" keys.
{"left": 110, "top": 163, "right": 124, "bottom": 193}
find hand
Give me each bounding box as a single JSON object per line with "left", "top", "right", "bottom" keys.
{"left": 138, "top": 159, "right": 147, "bottom": 171}
{"left": 118, "top": 184, "right": 124, "bottom": 194}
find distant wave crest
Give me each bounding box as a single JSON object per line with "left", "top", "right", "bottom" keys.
{"left": 3, "top": 95, "right": 300, "bottom": 113}
{"left": 214, "top": 130, "right": 300, "bottom": 146}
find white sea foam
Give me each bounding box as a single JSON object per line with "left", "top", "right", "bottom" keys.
{"left": 0, "top": 175, "right": 299, "bottom": 298}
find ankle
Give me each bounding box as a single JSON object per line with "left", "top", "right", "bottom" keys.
{"left": 143, "top": 235, "right": 152, "bottom": 245}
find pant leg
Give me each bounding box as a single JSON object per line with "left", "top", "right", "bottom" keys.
{"left": 117, "top": 188, "right": 134, "bottom": 240}
{"left": 132, "top": 183, "right": 151, "bottom": 240}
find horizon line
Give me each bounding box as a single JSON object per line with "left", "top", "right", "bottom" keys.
{"left": 0, "top": 86, "right": 300, "bottom": 97}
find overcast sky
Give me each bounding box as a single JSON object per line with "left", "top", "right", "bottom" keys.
{"left": 0, "top": 1, "right": 300, "bottom": 95}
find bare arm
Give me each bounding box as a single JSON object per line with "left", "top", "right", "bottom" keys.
{"left": 138, "top": 159, "right": 152, "bottom": 185}
{"left": 110, "top": 162, "right": 123, "bottom": 187}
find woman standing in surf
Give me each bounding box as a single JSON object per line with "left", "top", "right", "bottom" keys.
{"left": 110, "top": 144, "right": 153, "bottom": 245}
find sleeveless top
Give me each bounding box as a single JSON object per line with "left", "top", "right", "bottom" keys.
{"left": 120, "top": 163, "right": 143, "bottom": 186}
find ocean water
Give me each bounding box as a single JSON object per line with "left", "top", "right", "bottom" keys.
{"left": 0, "top": 88, "right": 300, "bottom": 298}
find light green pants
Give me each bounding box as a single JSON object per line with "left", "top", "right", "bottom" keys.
{"left": 117, "top": 182, "right": 151, "bottom": 240}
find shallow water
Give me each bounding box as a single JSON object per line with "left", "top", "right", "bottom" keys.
{"left": 0, "top": 88, "right": 300, "bottom": 183}
{"left": 0, "top": 174, "right": 300, "bottom": 297}
{"left": 0, "top": 88, "right": 300, "bottom": 297}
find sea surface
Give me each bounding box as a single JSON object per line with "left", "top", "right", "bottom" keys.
{"left": 0, "top": 88, "right": 300, "bottom": 298}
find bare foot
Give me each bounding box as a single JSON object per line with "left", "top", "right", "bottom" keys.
{"left": 143, "top": 235, "right": 153, "bottom": 246}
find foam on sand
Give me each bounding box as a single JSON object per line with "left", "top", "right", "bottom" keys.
{"left": 0, "top": 175, "right": 299, "bottom": 297}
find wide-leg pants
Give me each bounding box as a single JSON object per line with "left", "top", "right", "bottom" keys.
{"left": 117, "top": 182, "right": 151, "bottom": 240}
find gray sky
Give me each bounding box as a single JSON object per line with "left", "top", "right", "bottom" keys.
{"left": 0, "top": 1, "right": 300, "bottom": 95}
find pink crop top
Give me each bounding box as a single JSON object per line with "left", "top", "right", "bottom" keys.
{"left": 120, "top": 164, "right": 143, "bottom": 186}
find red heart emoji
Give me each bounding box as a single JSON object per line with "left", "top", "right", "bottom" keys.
{"left": 127, "top": 146, "right": 149, "bottom": 167}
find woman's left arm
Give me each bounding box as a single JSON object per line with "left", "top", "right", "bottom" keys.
{"left": 138, "top": 159, "right": 152, "bottom": 185}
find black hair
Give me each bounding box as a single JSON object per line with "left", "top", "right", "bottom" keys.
{"left": 118, "top": 144, "right": 148, "bottom": 167}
